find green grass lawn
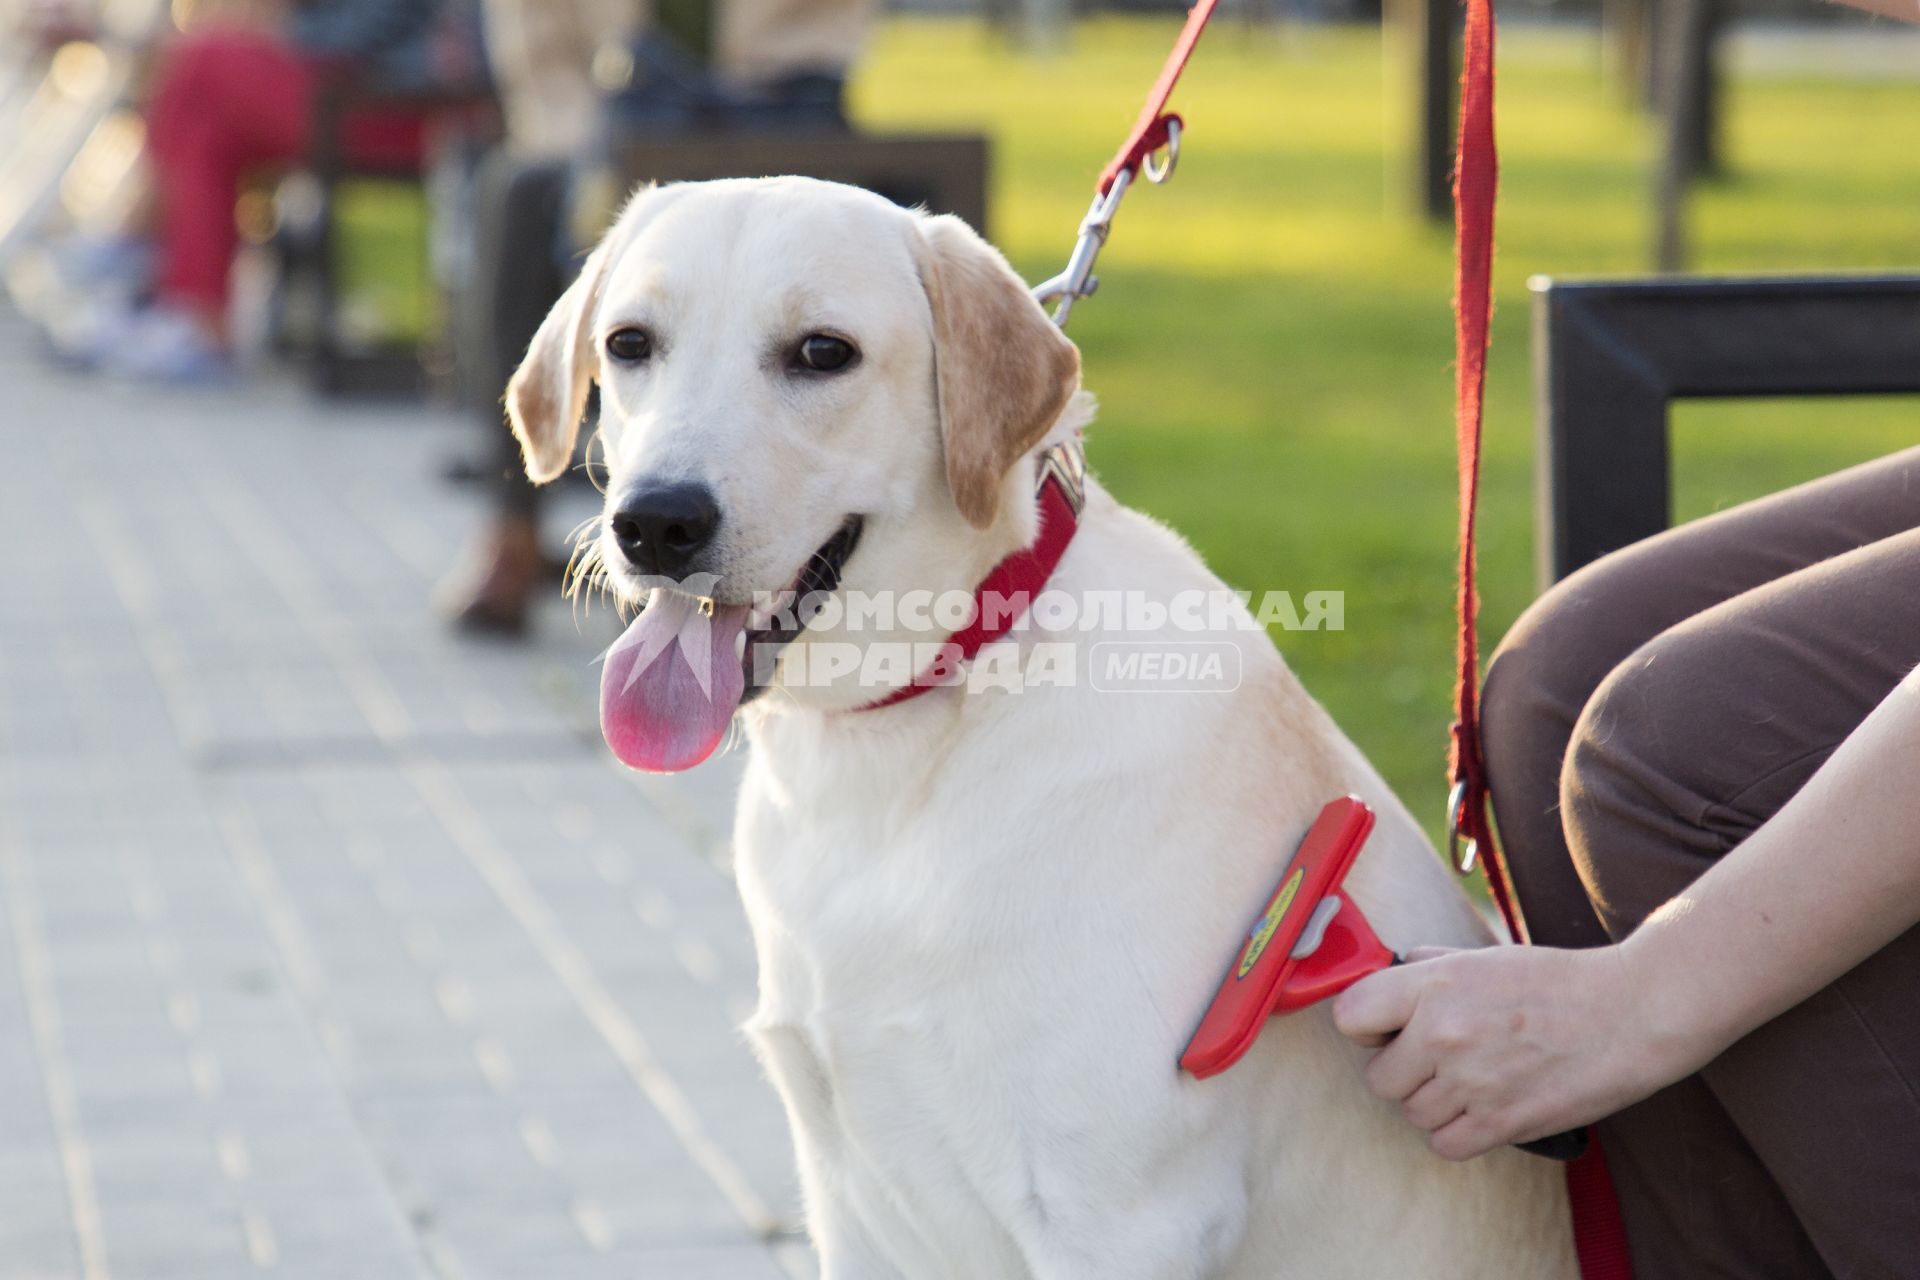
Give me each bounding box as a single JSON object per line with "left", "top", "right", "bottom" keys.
{"left": 853, "top": 18, "right": 1920, "bottom": 842}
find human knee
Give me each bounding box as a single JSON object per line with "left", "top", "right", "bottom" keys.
{"left": 1559, "top": 628, "right": 1734, "bottom": 937}
{"left": 1482, "top": 577, "right": 1608, "bottom": 779}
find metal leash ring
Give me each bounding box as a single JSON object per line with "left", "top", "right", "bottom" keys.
{"left": 1142, "top": 116, "right": 1181, "bottom": 184}
{"left": 1446, "top": 780, "right": 1479, "bottom": 876}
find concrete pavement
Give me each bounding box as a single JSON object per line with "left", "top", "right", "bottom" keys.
{"left": 0, "top": 317, "right": 807, "bottom": 1280}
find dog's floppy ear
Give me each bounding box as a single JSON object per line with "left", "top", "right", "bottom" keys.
{"left": 914, "top": 214, "right": 1081, "bottom": 529}
{"left": 505, "top": 197, "right": 640, "bottom": 484}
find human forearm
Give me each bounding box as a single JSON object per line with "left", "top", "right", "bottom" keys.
{"left": 1622, "top": 666, "right": 1920, "bottom": 1074}
{"left": 1333, "top": 666, "right": 1920, "bottom": 1159}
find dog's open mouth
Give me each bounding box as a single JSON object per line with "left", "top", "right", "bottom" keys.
{"left": 738, "top": 515, "right": 863, "bottom": 705}
{"left": 600, "top": 516, "right": 863, "bottom": 773}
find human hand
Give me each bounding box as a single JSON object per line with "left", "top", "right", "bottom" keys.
{"left": 1331, "top": 944, "right": 1709, "bottom": 1161}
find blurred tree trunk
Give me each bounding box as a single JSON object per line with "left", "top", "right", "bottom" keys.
{"left": 1603, "top": 0, "right": 1658, "bottom": 108}
{"left": 983, "top": 0, "right": 1016, "bottom": 41}
{"left": 1389, "top": 0, "right": 1455, "bottom": 223}
{"left": 1018, "top": 0, "right": 1072, "bottom": 51}
{"left": 1670, "top": 0, "right": 1724, "bottom": 183}
{"left": 1608, "top": 0, "right": 1722, "bottom": 176}
{"left": 1240, "top": 0, "right": 1288, "bottom": 33}
{"left": 1654, "top": 0, "right": 1716, "bottom": 271}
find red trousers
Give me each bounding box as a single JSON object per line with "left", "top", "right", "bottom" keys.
{"left": 147, "top": 28, "right": 316, "bottom": 314}
{"left": 145, "top": 28, "right": 426, "bottom": 315}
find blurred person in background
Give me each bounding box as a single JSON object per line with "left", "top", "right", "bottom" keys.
{"left": 47, "top": 0, "right": 477, "bottom": 381}
{"left": 439, "top": 0, "right": 875, "bottom": 634}
{"left": 435, "top": 0, "right": 641, "bottom": 632}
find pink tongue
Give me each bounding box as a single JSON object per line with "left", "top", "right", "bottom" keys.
{"left": 600, "top": 593, "right": 749, "bottom": 773}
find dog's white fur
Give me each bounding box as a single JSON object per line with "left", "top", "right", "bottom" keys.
{"left": 510, "top": 177, "right": 1576, "bottom": 1279}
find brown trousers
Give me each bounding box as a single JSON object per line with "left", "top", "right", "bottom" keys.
{"left": 1480, "top": 445, "right": 1920, "bottom": 1279}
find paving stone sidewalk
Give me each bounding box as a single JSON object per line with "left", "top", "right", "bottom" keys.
{"left": 0, "top": 316, "right": 808, "bottom": 1280}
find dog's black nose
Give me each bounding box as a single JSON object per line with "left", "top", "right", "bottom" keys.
{"left": 610, "top": 482, "right": 722, "bottom": 577}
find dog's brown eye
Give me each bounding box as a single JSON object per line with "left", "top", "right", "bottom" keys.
{"left": 795, "top": 334, "right": 857, "bottom": 374}
{"left": 606, "top": 328, "right": 652, "bottom": 363}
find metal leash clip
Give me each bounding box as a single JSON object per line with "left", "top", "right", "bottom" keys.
{"left": 1031, "top": 168, "right": 1133, "bottom": 328}
{"left": 1446, "top": 779, "right": 1479, "bottom": 876}
{"left": 1037, "top": 439, "right": 1088, "bottom": 515}
{"left": 1032, "top": 115, "right": 1183, "bottom": 328}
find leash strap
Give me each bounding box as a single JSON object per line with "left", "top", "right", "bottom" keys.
{"left": 1039, "top": 1, "right": 1218, "bottom": 324}
{"left": 1096, "top": 0, "right": 1221, "bottom": 195}
{"left": 1447, "top": 0, "right": 1523, "bottom": 940}
{"left": 1566, "top": 1144, "right": 1635, "bottom": 1280}
{"left": 1449, "top": 4, "right": 1633, "bottom": 1275}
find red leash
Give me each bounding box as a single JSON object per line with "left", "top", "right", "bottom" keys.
{"left": 1097, "top": 0, "right": 1220, "bottom": 195}
{"left": 1448, "top": 2, "right": 1633, "bottom": 1274}
{"left": 1035, "top": 0, "right": 1220, "bottom": 324}
{"left": 1446, "top": 0, "right": 1520, "bottom": 937}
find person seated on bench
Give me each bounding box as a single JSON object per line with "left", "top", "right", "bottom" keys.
{"left": 1338, "top": 444, "right": 1920, "bottom": 1277}
{"left": 1333, "top": 2, "right": 1918, "bottom": 1264}
{"left": 438, "top": 0, "right": 875, "bottom": 634}
{"left": 48, "top": 0, "right": 478, "bottom": 382}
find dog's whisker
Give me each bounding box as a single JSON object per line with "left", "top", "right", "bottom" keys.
{"left": 581, "top": 427, "right": 610, "bottom": 495}
{"left": 562, "top": 546, "right": 595, "bottom": 599}
{"left": 562, "top": 526, "right": 616, "bottom": 622}
{"left": 563, "top": 531, "right": 604, "bottom": 595}
{"left": 760, "top": 671, "right": 803, "bottom": 709}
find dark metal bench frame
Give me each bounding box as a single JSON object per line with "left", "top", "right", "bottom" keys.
{"left": 615, "top": 132, "right": 991, "bottom": 239}
{"left": 1529, "top": 274, "right": 1920, "bottom": 587}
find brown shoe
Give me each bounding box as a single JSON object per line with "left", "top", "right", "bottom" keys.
{"left": 438, "top": 515, "right": 546, "bottom": 636}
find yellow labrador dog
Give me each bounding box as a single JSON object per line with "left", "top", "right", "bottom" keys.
{"left": 506, "top": 177, "right": 1575, "bottom": 1279}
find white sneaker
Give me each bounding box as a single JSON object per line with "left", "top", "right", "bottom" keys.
{"left": 58, "top": 301, "right": 231, "bottom": 385}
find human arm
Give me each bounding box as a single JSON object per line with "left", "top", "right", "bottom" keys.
{"left": 1332, "top": 665, "right": 1920, "bottom": 1160}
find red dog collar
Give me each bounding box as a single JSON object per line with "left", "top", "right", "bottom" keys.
{"left": 861, "top": 442, "right": 1086, "bottom": 711}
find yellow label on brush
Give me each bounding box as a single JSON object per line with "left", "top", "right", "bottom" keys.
{"left": 1237, "top": 868, "right": 1304, "bottom": 979}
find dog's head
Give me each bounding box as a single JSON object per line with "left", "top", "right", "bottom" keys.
{"left": 507, "top": 177, "right": 1082, "bottom": 770}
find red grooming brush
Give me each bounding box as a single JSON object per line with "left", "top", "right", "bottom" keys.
{"left": 1181, "top": 796, "right": 1592, "bottom": 1163}
{"left": 1181, "top": 797, "right": 1393, "bottom": 1079}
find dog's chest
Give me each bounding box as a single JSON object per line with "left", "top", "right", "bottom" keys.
{"left": 735, "top": 740, "right": 1174, "bottom": 1269}
{"left": 748, "top": 1001, "right": 1037, "bottom": 1276}
{"left": 738, "top": 815, "right": 1045, "bottom": 1274}
{"left": 732, "top": 726, "right": 1282, "bottom": 1275}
